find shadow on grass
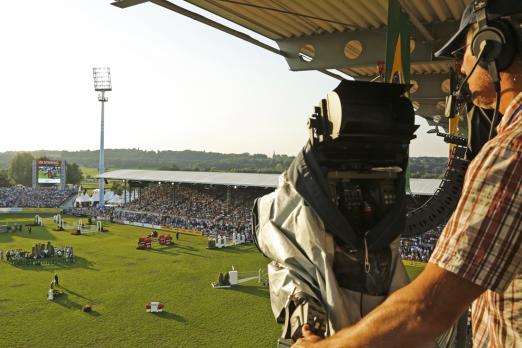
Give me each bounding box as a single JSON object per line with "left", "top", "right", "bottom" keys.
{"left": 223, "top": 284, "right": 270, "bottom": 298}
{"left": 10, "top": 256, "right": 97, "bottom": 271}
{"left": 173, "top": 244, "right": 196, "bottom": 252}
{"left": 154, "top": 311, "right": 187, "bottom": 323}
{"left": 147, "top": 247, "right": 206, "bottom": 258}
{"left": 85, "top": 310, "right": 101, "bottom": 317}
{"left": 0, "top": 226, "right": 57, "bottom": 241}
{"left": 61, "top": 286, "right": 94, "bottom": 302}
{"left": 209, "top": 246, "right": 253, "bottom": 254}
{"left": 52, "top": 293, "right": 83, "bottom": 311}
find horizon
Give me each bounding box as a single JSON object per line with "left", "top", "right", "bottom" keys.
{"left": 0, "top": 1, "right": 448, "bottom": 158}
{"left": 0, "top": 147, "right": 448, "bottom": 158}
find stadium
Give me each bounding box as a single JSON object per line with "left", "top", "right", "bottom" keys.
{"left": 0, "top": 166, "right": 445, "bottom": 347}
{"left": 2, "top": 0, "right": 518, "bottom": 347}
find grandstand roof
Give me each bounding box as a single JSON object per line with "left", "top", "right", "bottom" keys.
{"left": 99, "top": 169, "right": 441, "bottom": 195}
{"left": 98, "top": 169, "right": 280, "bottom": 188}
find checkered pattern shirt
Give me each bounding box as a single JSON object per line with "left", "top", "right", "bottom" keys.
{"left": 430, "top": 92, "right": 522, "bottom": 347}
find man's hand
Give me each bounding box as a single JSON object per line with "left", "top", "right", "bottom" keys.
{"left": 292, "top": 263, "right": 484, "bottom": 348}
{"left": 292, "top": 324, "right": 324, "bottom": 348}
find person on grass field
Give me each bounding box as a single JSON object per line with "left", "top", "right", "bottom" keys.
{"left": 293, "top": 1, "right": 521, "bottom": 347}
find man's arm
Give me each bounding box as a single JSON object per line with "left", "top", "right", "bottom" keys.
{"left": 293, "top": 263, "right": 485, "bottom": 348}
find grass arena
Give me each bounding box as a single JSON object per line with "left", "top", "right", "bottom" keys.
{"left": 0, "top": 213, "right": 426, "bottom": 347}
{"left": 0, "top": 213, "right": 279, "bottom": 348}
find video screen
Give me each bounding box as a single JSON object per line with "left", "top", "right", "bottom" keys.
{"left": 37, "top": 160, "right": 62, "bottom": 184}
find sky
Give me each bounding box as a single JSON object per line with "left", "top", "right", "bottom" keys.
{"left": 0, "top": 0, "right": 447, "bottom": 157}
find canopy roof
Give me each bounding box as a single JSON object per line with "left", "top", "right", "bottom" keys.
{"left": 99, "top": 169, "right": 280, "bottom": 188}
{"left": 112, "top": 0, "right": 473, "bottom": 128}
{"left": 99, "top": 169, "right": 440, "bottom": 195}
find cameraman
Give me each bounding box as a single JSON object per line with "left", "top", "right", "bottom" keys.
{"left": 294, "top": 2, "right": 521, "bottom": 347}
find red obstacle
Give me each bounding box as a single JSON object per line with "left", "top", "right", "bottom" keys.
{"left": 137, "top": 234, "right": 172, "bottom": 250}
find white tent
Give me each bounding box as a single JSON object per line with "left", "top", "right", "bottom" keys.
{"left": 74, "top": 195, "right": 84, "bottom": 207}
{"left": 89, "top": 189, "right": 100, "bottom": 203}
{"left": 104, "top": 190, "right": 115, "bottom": 201}
{"left": 107, "top": 194, "right": 122, "bottom": 205}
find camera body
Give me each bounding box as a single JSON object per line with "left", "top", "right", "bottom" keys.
{"left": 253, "top": 80, "right": 418, "bottom": 344}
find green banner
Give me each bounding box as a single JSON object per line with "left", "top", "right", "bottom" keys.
{"left": 385, "top": 0, "right": 410, "bottom": 84}
{"left": 385, "top": 0, "right": 412, "bottom": 192}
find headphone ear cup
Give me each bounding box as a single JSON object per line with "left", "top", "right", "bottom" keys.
{"left": 490, "top": 19, "right": 518, "bottom": 71}
{"left": 471, "top": 20, "right": 517, "bottom": 71}
{"left": 471, "top": 26, "right": 505, "bottom": 69}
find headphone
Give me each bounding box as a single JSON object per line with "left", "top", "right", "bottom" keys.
{"left": 471, "top": 0, "right": 519, "bottom": 72}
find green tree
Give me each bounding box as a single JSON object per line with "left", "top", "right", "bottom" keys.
{"left": 66, "top": 162, "right": 83, "bottom": 185}
{"left": 158, "top": 163, "right": 179, "bottom": 171}
{"left": 8, "top": 152, "right": 34, "bottom": 186}
{"left": 111, "top": 181, "right": 124, "bottom": 195}
{"left": 0, "top": 170, "right": 12, "bottom": 187}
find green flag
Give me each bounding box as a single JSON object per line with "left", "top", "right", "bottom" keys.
{"left": 385, "top": 0, "right": 410, "bottom": 85}
{"left": 385, "top": 0, "right": 412, "bottom": 192}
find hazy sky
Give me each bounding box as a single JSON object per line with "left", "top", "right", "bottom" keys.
{"left": 0, "top": 0, "right": 447, "bottom": 157}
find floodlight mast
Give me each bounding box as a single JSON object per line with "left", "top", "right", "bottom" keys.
{"left": 93, "top": 67, "right": 112, "bottom": 208}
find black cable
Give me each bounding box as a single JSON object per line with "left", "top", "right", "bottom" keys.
{"left": 359, "top": 291, "right": 364, "bottom": 318}
{"left": 488, "top": 83, "right": 501, "bottom": 140}
{"left": 454, "top": 47, "right": 486, "bottom": 98}
{"left": 216, "top": 0, "right": 355, "bottom": 28}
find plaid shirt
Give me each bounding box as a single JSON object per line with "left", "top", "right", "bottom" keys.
{"left": 430, "top": 92, "right": 522, "bottom": 347}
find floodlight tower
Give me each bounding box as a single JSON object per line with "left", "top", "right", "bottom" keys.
{"left": 93, "top": 67, "right": 112, "bottom": 208}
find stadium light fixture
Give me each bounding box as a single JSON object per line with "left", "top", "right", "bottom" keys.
{"left": 93, "top": 67, "right": 112, "bottom": 208}
{"left": 93, "top": 67, "right": 112, "bottom": 92}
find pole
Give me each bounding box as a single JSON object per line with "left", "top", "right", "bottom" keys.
{"left": 99, "top": 91, "right": 105, "bottom": 208}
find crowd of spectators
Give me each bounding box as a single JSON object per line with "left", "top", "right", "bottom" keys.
{"left": 62, "top": 182, "right": 446, "bottom": 257}
{"left": 62, "top": 206, "right": 113, "bottom": 219}
{"left": 399, "top": 224, "right": 444, "bottom": 262}
{"left": 0, "top": 188, "right": 18, "bottom": 207}
{"left": 0, "top": 187, "right": 75, "bottom": 208}
{"left": 66, "top": 183, "right": 270, "bottom": 239}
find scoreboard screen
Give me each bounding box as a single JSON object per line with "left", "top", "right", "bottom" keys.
{"left": 37, "top": 160, "right": 62, "bottom": 184}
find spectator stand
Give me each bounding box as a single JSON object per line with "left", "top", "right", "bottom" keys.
{"left": 0, "top": 187, "right": 75, "bottom": 208}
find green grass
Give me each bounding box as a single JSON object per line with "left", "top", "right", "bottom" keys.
{"left": 404, "top": 262, "right": 427, "bottom": 280}
{"left": 80, "top": 167, "right": 100, "bottom": 179}
{"left": 80, "top": 167, "right": 116, "bottom": 192}
{"left": 0, "top": 214, "right": 279, "bottom": 348}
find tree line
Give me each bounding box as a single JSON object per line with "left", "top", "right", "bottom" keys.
{"left": 0, "top": 153, "right": 83, "bottom": 187}
{"left": 0, "top": 149, "right": 449, "bottom": 187}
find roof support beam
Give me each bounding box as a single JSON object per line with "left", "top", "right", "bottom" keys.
{"left": 398, "top": 0, "right": 435, "bottom": 41}
{"left": 111, "top": 0, "right": 149, "bottom": 8}
{"left": 112, "top": 0, "right": 349, "bottom": 81}
{"left": 275, "top": 21, "right": 457, "bottom": 72}
{"left": 111, "top": 0, "right": 286, "bottom": 57}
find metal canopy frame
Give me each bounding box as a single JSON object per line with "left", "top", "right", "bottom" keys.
{"left": 111, "top": 0, "right": 471, "bottom": 129}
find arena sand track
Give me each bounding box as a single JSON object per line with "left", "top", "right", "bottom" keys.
{"left": 0, "top": 214, "right": 279, "bottom": 348}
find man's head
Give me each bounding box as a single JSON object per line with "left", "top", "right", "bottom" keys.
{"left": 435, "top": 0, "right": 522, "bottom": 111}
